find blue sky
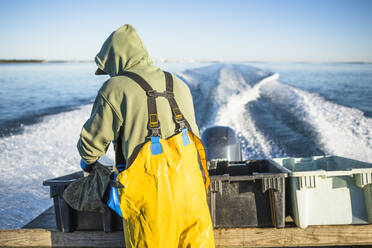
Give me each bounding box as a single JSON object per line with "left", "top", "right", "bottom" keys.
{"left": 0, "top": 0, "right": 371, "bottom": 62}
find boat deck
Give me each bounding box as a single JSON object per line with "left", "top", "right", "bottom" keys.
{"left": 1, "top": 207, "right": 372, "bottom": 247}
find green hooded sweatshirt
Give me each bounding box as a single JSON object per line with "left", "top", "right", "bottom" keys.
{"left": 77, "top": 24, "right": 199, "bottom": 164}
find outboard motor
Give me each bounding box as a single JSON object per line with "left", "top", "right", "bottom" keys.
{"left": 201, "top": 126, "right": 242, "bottom": 161}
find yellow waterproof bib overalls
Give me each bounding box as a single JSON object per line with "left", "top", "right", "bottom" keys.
{"left": 114, "top": 71, "right": 215, "bottom": 248}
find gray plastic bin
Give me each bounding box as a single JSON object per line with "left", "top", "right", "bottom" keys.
{"left": 274, "top": 155, "right": 372, "bottom": 228}
{"left": 43, "top": 171, "right": 123, "bottom": 232}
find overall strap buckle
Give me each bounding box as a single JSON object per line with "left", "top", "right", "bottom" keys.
{"left": 148, "top": 113, "right": 161, "bottom": 137}
{"left": 149, "top": 127, "right": 161, "bottom": 137}
{"left": 172, "top": 108, "right": 187, "bottom": 131}
{"left": 149, "top": 114, "right": 160, "bottom": 128}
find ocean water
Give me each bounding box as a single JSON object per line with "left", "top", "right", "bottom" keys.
{"left": 0, "top": 62, "right": 371, "bottom": 229}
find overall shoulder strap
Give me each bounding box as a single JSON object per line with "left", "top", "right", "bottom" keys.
{"left": 114, "top": 126, "right": 126, "bottom": 167}
{"left": 163, "top": 71, "right": 192, "bottom": 132}
{"left": 119, "top": 71, "right": 161, "bottom": 138}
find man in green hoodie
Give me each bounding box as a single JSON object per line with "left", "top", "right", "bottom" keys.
{"left": 77, "top": 24, "right": 200, "bottom": 164}
{"left": 77, "top": 25, "right": 215, "bottom": 247}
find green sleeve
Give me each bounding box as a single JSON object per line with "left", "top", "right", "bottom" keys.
{"left": 77, "top": 92, "right": 123, "bottom": 164}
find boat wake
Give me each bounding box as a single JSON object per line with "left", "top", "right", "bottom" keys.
{"left": 179, "top": 64, "right": 372, "bottom": 161}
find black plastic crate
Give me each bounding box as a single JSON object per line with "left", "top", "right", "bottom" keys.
{"left": 43, "top": 171, "right": 123, "bottom": 233}
{"left": 207, "top": 160, "right": 290, "bottom": 228}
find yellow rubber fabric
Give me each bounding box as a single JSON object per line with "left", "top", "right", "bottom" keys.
{"left": 117, "top": 131, "right": 215, "bottom": 248}
{"left": 191, "top": 133, "right": 210, "bottom": 190}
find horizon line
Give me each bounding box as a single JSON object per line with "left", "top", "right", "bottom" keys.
{"left": 0, "top": 59, "right": 371, "bottom": 65}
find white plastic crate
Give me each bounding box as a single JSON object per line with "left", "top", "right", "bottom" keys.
{"left": 274, "top": 155, "right": 372, "bottom": 228}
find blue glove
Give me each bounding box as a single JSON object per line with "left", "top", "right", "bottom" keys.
{"left": 116, "top": 164, "right": 126, "bottom": 173}
{"left": 80, "top": 159, "right": 93, "bottom": 173}
{"left": 107, "top": 171, "right": 123, "bottom": 217}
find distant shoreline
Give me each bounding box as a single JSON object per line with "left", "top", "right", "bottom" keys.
{"left": 0, "top": 59, "right": 46, "bottom": 64}
{"left": 0, "top": 59, "right": 93, "bottom": 64}
{"left": 0, "top": 59, "right": 371, "bottom": 65}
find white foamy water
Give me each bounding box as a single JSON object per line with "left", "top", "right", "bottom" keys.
{"left": 212, "top": 71, "right": 285, "bottom": 159}
{"left": 179, "top": 64, "right": 286, "bottom": 159}
{"left": 259, "top": 79, "right": 372, "bottom": 162}
{"left": 0, "top": 104, "right": 114, "bottom": 229}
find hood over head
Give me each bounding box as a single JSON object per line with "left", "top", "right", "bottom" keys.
{"left": 95, "top": 24, "right": 153, "bottom": 77}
